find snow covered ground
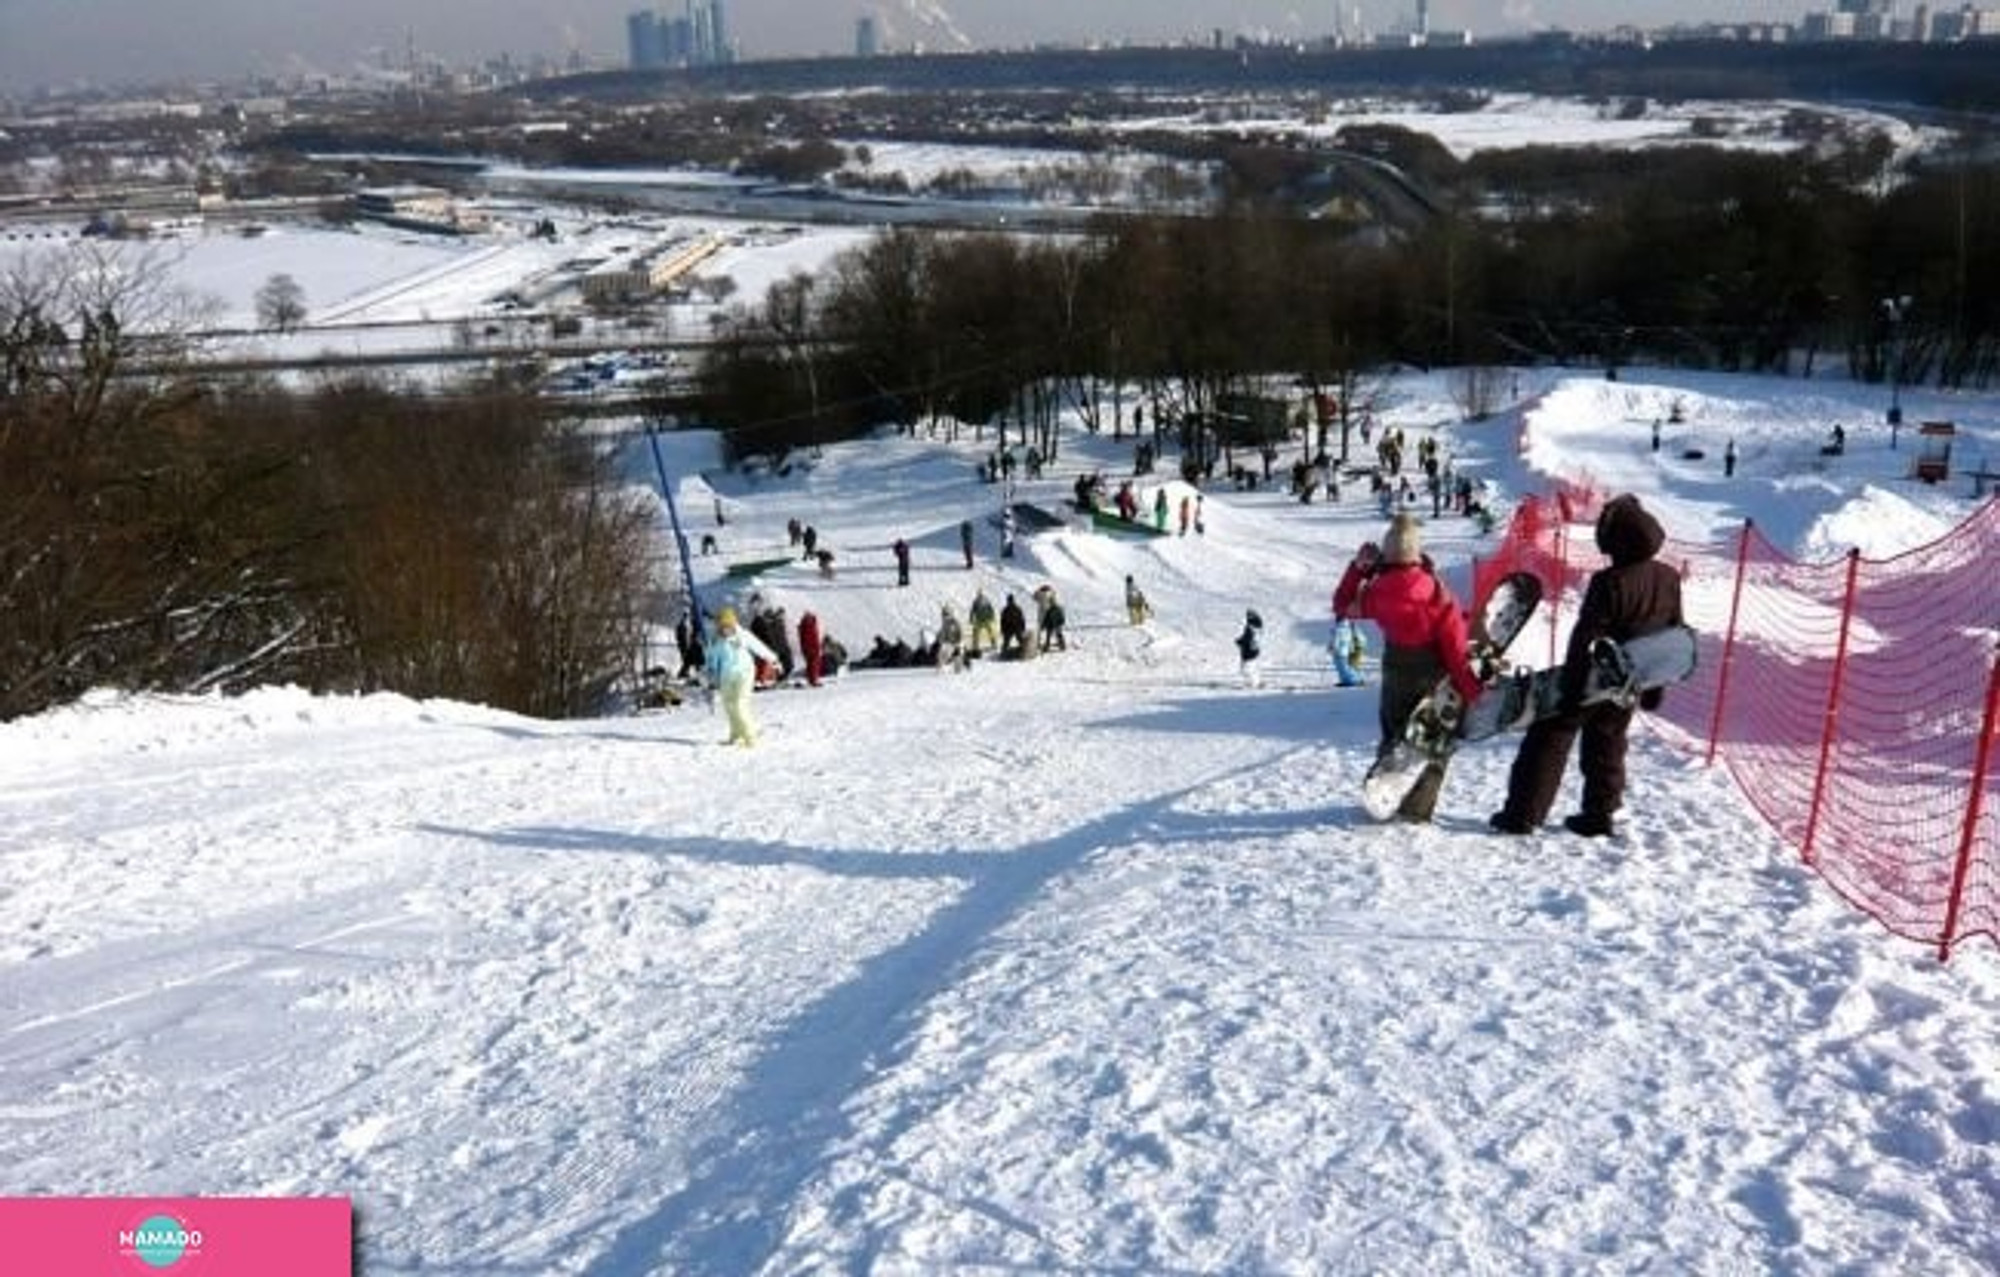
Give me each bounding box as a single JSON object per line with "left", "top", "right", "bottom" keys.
{"left": 1101, "top": 92, "right": 1944, "bottom": 164}
{"left": 4, "top": 366, "right": 1998, "bottom": 1274}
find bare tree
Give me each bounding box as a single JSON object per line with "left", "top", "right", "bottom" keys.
{"left": 1451, "top": 366, "right": 1508, "bottom": 422}
{"left": 255, "top": 272, "right": 307, "bottom": 332}
{"left": 1, "top": 246, "right": 309, "bottom": 719}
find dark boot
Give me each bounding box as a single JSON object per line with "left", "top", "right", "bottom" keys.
{"left": 1564, "top": 812, "right": 1614, "bottom": 838}
{"left": 1488, "top": 811, "right": 1534, "bottom": 834}
{"left": 1501, "top": 716, "right": 1581, "bottom": 829}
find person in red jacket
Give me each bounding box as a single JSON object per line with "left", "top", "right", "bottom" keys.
{"left": 797, "top": 610, "right": 825, "bottom": 688}
{"left": 1333, "top": 512, "right": 1485, "bottom": 822}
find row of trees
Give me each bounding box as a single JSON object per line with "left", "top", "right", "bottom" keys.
{"left": 696, "top": 141, "right": 2000, "bottom": 457}
{"left": 1, "top": 257, "right": 657, "bottom": 722}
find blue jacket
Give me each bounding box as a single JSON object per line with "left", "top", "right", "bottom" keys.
{"left": 705, "top": 627, "right": 778, "bottom": 688}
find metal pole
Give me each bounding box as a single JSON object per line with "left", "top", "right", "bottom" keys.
{"left": 1706, "top": 520, "right": 1755, "bottom": 767}
{"left": 1802, "top": 549, "right": 1863, "bottom": 864}
{"left": 645, "top": 425, "right": 704, "bottom": 630}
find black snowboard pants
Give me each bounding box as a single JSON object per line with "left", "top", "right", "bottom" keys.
{"left": 1496, "top": 701, "right": 1635, "bottom": 828}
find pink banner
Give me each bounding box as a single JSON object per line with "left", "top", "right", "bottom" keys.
{"left": 0, "top": 1197, "right": 350, "bottom": 1275}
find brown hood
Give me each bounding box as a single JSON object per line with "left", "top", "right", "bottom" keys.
{"left": 1595, "top": 494, "right": 1665, "bottom": 565}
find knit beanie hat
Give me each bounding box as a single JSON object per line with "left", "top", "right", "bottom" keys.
{"left": 1382, "top": 513, "right": 1423, "bottom": 565}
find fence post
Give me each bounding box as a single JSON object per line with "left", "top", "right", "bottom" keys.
{"left": 1550, "top": 510, "right": 1567, "bottom": 667}
{"left": 1706, "top": 519, "right": 1755, "bottom": 767}
{"left": 1802, "top": 549, "right": 1862, "bottom": 864}
{"left": 1937, "top": 642, "right": 2000, "bottom": 961}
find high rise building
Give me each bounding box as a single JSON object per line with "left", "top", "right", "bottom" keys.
{"left": 856, "top": 14, "right": 880, "bottom": 57}
{"left": 627, "top": 9, "right": 666, "bottom": 69}
{"left": 708, "top": 0, "right": 730, "bottom": 63}
{"left": 628, "top": 2, "right": 733, "bottom": 69}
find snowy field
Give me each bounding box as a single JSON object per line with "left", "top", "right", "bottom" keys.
{"left": 4, "top": 363, "right": 1998, "bottom": 1274}
{"left": 0, "top": 209, "right": 872, "bottom": 347}
{"left": 1100, "top": 92, "right": 1944, "bottom": 163}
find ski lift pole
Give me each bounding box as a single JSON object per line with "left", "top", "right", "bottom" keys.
{"left": 646, "top": 423, "right": 704, "bottom": 630}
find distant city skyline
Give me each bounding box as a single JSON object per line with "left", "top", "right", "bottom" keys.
{"left": 0, "top": 1, "right": 1843, "bottom": 94}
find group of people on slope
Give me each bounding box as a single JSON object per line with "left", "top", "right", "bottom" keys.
{"left": 1333, "top": 496, "right": 1684, "bottom": 834}
{"left": 836, "top": 581, "right": 1079, "bottom": 682}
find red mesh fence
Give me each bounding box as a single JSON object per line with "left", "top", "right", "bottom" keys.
{"left": 1470, "top": 491, "right": 2000, "bottom": 959}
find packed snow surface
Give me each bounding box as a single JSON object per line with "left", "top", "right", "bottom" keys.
{"left": 4, "top": 363, "right": 1997, "bottom": 1273}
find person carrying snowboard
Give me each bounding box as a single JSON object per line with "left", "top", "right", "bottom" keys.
{"left": 704, "top": 606, "right": 780, "bottom": 747}
{"left": 1333, "top": 512, "right": 1485, "bottom": 822}
{"left": 1488, "top": 493, "right": 1684, "bottom": 837}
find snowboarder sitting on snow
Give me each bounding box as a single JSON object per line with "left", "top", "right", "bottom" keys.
{"left": 1488, "top": 493, "right": 1684, "bottom": 838}
{"left": 703, "top": 607, "right": 780, "bottom": 747}
{"left": 820, "top": 636, "right": 849, "bottom": 677}
{"left": 1235, "top": 609, "right": 1264, "bottom": 687}
{"left": 1333, "top": 513, "right": 1486, "bottom": 823}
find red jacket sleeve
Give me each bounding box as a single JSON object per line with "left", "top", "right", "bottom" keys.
{"left": 1332, "top": 563, "right": 1368, "bottom": 618}
{"left": 1433, "top": 595, "right": 1484, "bottom": 704}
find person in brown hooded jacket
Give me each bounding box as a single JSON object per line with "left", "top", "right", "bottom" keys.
{"left": 1489, "top": 493, "right": 1684, "bottom": 837}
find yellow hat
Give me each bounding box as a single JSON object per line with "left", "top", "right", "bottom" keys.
{"left": 715, "top": 606, "right": 738, "bottom": 628}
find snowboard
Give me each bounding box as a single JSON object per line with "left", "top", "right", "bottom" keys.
{"left": 1361, "top": 570, "right": 1544, "bottom": 821}
{"left": 1456, "top": 623, "right": 1699, "bottom": 742}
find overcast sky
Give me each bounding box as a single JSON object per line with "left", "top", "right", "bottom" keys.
{"left": 0, "top": 1, "right": 1805, "bottom": 93}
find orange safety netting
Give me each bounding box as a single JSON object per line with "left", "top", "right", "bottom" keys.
{"left": 1469, "top": 491, "right": 2000, "bottom": 960}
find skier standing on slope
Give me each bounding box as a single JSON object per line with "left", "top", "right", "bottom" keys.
{"left": 1487, "top": 493, "right": 1684, "bottom": 838}
{"left": 1125, "top": 575, "right": 1153, "bottom": 625}
{"left": 797, "top": 610, "right": 825, "bottom": 688}
{"left": 704, "top": 606, "right": 780, "bottom": 747}
{"left": 999, "top": 593, "right": 1029, "bottom": 657}
{"left": 968, "top": 588, "right": 999, "bottom": 656}
{"left": 1332, "top": 512, "right": 1485, "bottom": 823}
{"left": 1234, "top": 609, "right": 1264, "bottom": 688}
{"left": 934, "top": 604, "right": 968, "bottom": 672}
